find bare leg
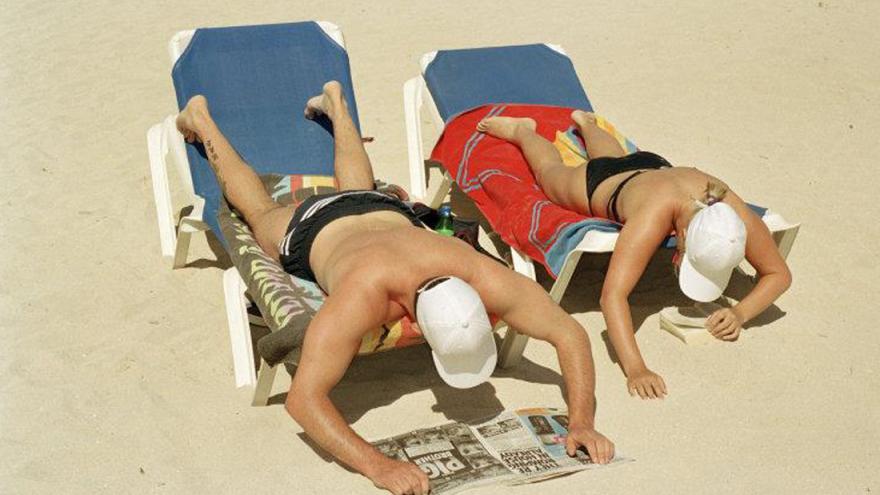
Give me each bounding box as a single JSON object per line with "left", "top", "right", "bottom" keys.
{"left": 176, "top": 95, "right": 293, "bottom": 260}
{"left": 477, "top": 116, "right": 589, "bottom": 215}
{"left": 571, "top": 110, "right": 626, "bottom": 159}
{"left": 304, "top": 81, "right": 374, "bottom": 191}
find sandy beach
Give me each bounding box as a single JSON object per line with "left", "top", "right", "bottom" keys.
{"left": 2, "top": 1, "right": 879, "bottom": 493}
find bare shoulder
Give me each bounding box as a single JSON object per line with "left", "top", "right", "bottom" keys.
{"left": 468, "top": 255, "right": 540, "bottom": 306}
{"left": 311, "top": 269, "right": 392, "bottom": 339}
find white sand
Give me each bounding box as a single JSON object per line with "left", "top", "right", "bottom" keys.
{"left": 2, "top": 1, "right": 879, "bottom": 493}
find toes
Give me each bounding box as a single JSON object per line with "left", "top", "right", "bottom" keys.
{"left": 304, "top": 96, "right": 325, "bottom": 119}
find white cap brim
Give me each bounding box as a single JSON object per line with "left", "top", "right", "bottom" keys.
{"left": 678, "top": 253, "right": 731, "bottom": 303}
{"left": 431, "top": 332, "right": 497, "bottom": 389}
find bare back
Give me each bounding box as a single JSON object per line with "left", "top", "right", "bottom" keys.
{"left": 310, "top": 212, "right": 488, "bottom": 325}
{"left": 590, "top": 166, "right": 716, "bottom": 224}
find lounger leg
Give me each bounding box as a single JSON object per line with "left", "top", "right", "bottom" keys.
{"left": 774, "top": 225, "right": 800, "bottom": 261}
{"left": 251, "top": 360, "right": 278, "bottom": 407}
{"left": 223, "top": 268, "right": 257, "bottom": 387}
{"left": 498, "top": 330, "right": 530, "bottom": 369}
{"left": 173, "top": 229, "right": 192, "bottom": 268}
{"left": 429, "top": 172, "right": 454, "bottom": 209}
{"left": 549, "top": 251, "right": 583, "bottom": 303}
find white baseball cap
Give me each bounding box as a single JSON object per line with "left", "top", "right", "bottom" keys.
{"left": 679, "top": 202, "right": 747, "bottom": 302}
{"left": 415, "top": 276, "right": 496, "bottom": 389}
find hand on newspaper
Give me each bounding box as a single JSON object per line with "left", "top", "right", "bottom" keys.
{"left": 565, "top": 426, "right": 615, "bottom": 465}
{"left": 626, "top": 367, "right": 667, "bottom": 399}
{"left": 369, "top": 458, "right": 430, "bottom": 495}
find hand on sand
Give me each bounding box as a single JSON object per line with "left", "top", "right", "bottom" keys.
{"left": 176, "top": 95, "right": 208, "bottom": 144}
{"left": 706, "top": 307, "right": 743, "bottom": 341}
{"left": 369, "top": 458, "right": 430, "bottom": 495}
{"left": 565, "top": 425, "right": 615, "bottom": 464}
{"left": 627, "top": 367, "right": 667, "bottom": 399}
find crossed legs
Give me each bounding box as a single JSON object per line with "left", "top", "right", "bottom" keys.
{"left": 175, "top": 81, "right": 373, "bottom": 261}
{"left": 477, "top": 110, "right": 627, "bottom": 216}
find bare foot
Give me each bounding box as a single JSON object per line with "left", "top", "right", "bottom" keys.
{"left": 176, "top": 95, "right": 209, "bottom": 143}
{"left": 476, "top": 116, "right": 537, "bottom": 142}
{"left": 304, "top": 80, "right": 346, "bottom": 120}
{"left": 571, "top": 110, "right": 598, "bottom": 129}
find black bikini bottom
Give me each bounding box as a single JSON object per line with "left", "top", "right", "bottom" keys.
{"left": 585, "top": 151, "right": 671, "bottom": 199}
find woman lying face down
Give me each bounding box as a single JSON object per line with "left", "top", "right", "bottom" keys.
{"left": 477, "top": 113, "right": 792, "bottom": 400}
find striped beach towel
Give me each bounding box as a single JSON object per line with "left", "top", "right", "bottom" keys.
{"left": 429, "top": 104, "right": 633, "bottom": 277}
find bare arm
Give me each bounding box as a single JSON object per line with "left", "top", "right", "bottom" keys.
{"left": 286, "top": 280, "right": 429, "bottom": 494}
{"left": 473, "top": 260, "right": 614, "bottom": 463}
{"left": 708, "top": 193, "right": 793, "bottom": 337}
{"left": 601, "top": 206, "right": 675, "bottom": 398}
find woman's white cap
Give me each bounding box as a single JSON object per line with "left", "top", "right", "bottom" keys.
{"left": 679, "top": 202, "right": 747, "bottom": 302}
{"left": 415, "top": 277, "right": 496, "bottom": 389}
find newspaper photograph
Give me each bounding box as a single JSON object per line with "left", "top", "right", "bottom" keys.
{"left": 372, "top": 422, "right": 516, "bottom": 494}
{"left": 371, "top": 407, "right": 630, "bottom": 494}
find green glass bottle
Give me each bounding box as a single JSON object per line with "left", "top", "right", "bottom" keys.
{"left": 435, "top": 205, "right": 455, "bottom": 236}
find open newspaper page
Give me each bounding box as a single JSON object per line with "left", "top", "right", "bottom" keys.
{"left": 483, "top": 407, "right": 630, "bottom": 484}
{"left": 371, "top": 408, "right": 630, "bottom": 493}
{"left": 371, "top": 421, "right": 518, "bottom": 495}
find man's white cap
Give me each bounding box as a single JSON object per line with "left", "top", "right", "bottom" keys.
{"left": 679, "top": 202, "right": 747, "bottom": 302}
{"left": 415, "top": 277, "right": 496, "bottom": 389}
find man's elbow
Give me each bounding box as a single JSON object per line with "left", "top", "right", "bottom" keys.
{"left": 285, "top": 390, "right": 302, "bottom": 422}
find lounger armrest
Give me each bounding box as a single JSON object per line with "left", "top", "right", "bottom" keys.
{"left": 147, "top": 119, "right": 177, "bottom": 257}
{"left": 761, "top": 210, "right": 801, "bottom": 233}
{"left": 169, "top": 30, "right": 196, "bottom": 65}
{"left": 404, "top": 77, "right": 428, "bottom": 200}
{"left": 316, "top": 21, "right": 346, "bottom": 48}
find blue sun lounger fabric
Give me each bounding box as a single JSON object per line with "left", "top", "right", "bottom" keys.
{"left": 423, "top": 44, "right": 593, "bottom": 122}
{"left": 171, "top": 21, "right": 360, "bottom": 244}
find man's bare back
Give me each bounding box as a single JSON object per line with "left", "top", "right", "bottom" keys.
{"left": 312, "top": 215, "right": 484, "bottom": 317}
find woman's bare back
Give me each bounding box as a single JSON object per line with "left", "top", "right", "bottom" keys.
{"left": 590, "top": 166, "right": 722, "bottom": 224}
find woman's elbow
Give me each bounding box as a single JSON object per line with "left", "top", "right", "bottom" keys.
{"left": 779, "top": 264, "right": 793, "bottom": 292}
{"left": 599, "top": 289, "right": 624, "bottom": 312}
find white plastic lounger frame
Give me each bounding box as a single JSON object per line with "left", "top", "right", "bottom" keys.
{"left": 403, "top": 45, "right": 801, "bottom": 368}
{"left": 146, "top": 22, "right": 345, "bottom": 406}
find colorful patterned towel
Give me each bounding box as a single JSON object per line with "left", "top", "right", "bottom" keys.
{"left": 429, "top": 104, "right": 636, "bottom": 277}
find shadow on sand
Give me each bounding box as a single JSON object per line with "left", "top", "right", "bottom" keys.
{"left": 276, "top": 342, "right": 565, "bottom": 466}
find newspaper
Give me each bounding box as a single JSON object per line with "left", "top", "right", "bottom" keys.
{"left": 371, "top": 408, "right": 630, "bottom": 494}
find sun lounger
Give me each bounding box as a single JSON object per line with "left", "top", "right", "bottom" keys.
{"left": 403, "top": 44, "right": 801, "bottom": 366}
{"left": 146, "top": 21, "right": 425, "bottom": 406}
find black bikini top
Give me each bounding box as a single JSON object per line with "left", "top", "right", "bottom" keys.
{"left": 606, "top": 170, "right": 645, "bottom": 223}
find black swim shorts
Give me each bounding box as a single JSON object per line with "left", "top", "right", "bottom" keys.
{"left": 278, "top": 190, "right": 424, "bottom": 283}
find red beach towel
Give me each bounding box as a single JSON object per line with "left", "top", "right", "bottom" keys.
{"left": 430, "top": 104, "right": 623, "bottom": 277}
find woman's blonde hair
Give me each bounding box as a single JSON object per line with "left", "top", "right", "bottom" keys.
{"left": 698, "top": 180, "right": 728, "bottom": 208}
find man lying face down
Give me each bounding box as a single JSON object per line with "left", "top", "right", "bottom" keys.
{"left": 176, "top": 81, "right": 614, "bottom": 495}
